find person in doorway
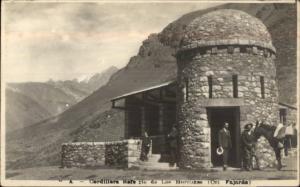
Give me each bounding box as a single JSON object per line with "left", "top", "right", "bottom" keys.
{"left": 140, "top": 131, "right": 151, "bottom": 161}
{"left": 167, "top": 126, "right": 178, "bottom": 167}
{"left": 241, "top": 123, "right": 255, "bottom": 171}
{"left": 218, "top": 122, "right": 232, "bottom": 171}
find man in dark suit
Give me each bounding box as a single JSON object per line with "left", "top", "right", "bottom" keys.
{"left": 218, "top": 122, "right": 232, "bottom": 171}
{"left": 167, "top": 126, "right": 178, "bottom": 167}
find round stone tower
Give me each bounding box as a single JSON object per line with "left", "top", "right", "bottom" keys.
{"left": 176, "top": 9, "right": 279, "bottom": 169}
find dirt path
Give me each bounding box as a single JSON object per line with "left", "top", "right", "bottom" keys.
{"left": 6, "top": 155, "right": 297, "bottom": 180}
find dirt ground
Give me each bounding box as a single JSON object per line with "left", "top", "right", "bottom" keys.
{"left": 6, "top": 155, "right": 298, "bottom": 181}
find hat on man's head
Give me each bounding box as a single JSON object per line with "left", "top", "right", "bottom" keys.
{"left": 245, "top": 123, "right": 253, "bottom": 130}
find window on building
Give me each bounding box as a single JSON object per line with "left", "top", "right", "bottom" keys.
{"left": 183, "top": 78, "right": 189, "bottom": 101}
{"left": 260, "top": 76, "right": 265, "bottom": 98}
{"left": 208, "top": 76, "right": 213, "bottom": 98}
{"left": 232, "top": 75, "right": 238, "bottom": 98}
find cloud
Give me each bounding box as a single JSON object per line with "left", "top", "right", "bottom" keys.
{"left": 3, "top": 2, "right": 220, "bottom": 82}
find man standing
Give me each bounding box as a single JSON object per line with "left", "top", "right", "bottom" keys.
{"left": 167, "top": 126, "right": 178, "bottom": 167}
{"left": 218, "top": 122, "right": 232, "bottom": 171}
{"left": 241, "top": 123, "right": 254, "bottom": 171}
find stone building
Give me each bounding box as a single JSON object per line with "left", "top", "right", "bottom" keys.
{"left": 175, "top": 9, "right": 278, "bottom": 169}
{"left": 62, "top": 9, "right": 297, "bottom": 169}
{"left": 111, "top": 9, "right": 286, "bottom": 169}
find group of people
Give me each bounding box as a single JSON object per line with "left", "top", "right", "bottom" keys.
{"left": 218, "top": 122, "right": 261, "bottom": 171}
{"left": 218, "top": 121, "right": 296, "bottom": 171}
{"left": 140, "top": 121, "right": 296, "bottom": 170}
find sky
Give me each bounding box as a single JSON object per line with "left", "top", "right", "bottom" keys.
{"left": 2, "top": 2, "right": 221, "bottom": 82}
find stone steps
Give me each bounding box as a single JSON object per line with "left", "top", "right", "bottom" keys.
{"left": 131, "top": 154, "right": 179, "bottom": 171}
{"left": 138, "top": 161, "right": 170, "bottom": 167}
{"left": 132, "top": 162, "right": 179, "bottom": 171}
{"left": 146, "top": 154, "right": 161, "bottom": 162}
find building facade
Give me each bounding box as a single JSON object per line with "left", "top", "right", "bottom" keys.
{"left": 61, "top": 8, "right": 297, "bottom": 170}
{"left": 109, "top": 9, "right": 297, "bottom": 169}
{"left": 175, "top": 9, "right": 279, "bottom": 169}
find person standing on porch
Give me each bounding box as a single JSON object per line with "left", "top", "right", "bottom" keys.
{"left": 140, "top": 131, "right": 151, "bottom": 161}
{"left": 167, "top": 126, "right": 178, "bottom": 167}
{"left": 218, "top": 122, "right": 232, "bottom": 171}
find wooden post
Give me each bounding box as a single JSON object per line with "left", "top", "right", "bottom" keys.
{"left": 141, "top": 106, "right": 146, "bottom": 136}
{"left": 158, "top": 103, "right": 164, "bottom": 134}
{"left": 124, "top": 108, "right": 129, "bottom": 139}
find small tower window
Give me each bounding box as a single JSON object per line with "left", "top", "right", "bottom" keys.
{"left": 232, "top": 75, "right": 238, "bottom": 98}
{"left": 183, "top": 78, "right": 189, "bottom": 101}
{"left": 208, "top": 76, "right": 213, "bottom": 98}
{"left": 260, "top": 76, "right": 265, "bottom": 98}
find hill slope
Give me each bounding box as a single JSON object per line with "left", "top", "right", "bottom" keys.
{"left": 5, "top": 66, "right": 118, "bottom": 132}
{"left": 6, "top": 3, "right": 296, "bottom": 170}
{"left": 5, "top": 89, "right": 52, "bottom": 132}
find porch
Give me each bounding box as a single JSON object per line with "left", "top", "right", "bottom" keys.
{"left": 111, "top": 81, "right": 177, "bottom": 158}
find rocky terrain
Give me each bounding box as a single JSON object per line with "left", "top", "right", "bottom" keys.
{"left": 6, "top": 3, "right": 297, "bottom": 170}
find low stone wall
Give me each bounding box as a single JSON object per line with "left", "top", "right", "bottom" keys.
{"left": 61, "top": 142, "right": 105, "bottom": 168}
{"left": 61, "top": 139, "right": 142, "bottom": 168}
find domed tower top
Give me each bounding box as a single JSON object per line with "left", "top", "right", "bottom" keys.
{"left": 179, "top": 9, "right": 275, "bottom": 53}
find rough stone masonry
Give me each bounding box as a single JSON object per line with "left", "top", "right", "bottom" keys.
{"left": 61, "top": 139, "right": 142, "bottom": 168}
{"left": 176, "top": 9, "right": 279, "bottom": 169}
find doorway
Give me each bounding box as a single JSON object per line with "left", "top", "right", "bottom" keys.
{"left": 207, "top": 107, "right": 241, "bottom": 168}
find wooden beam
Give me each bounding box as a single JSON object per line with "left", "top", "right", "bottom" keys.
{"left": 143, "top": 98, "right": 176, "bottom": 105}
{"left": 112, "top": 106, "right": 127, "bottom": 110}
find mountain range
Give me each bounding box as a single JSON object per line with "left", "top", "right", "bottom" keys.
{"left": 5, "top": 66, "right": 118, "bottom": 132}
{"left": 6, "top": 3, "right": 297, "bottom": 170}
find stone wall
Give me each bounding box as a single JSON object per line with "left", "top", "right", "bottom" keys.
{"left": 61, "top": 139, "right": 142, "bottom": 168}
{"left": 61, "top": 142, "right": 105, "bottom": 168}
{"left": 177, "top": 45, "right": 279, "bottom": 169}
